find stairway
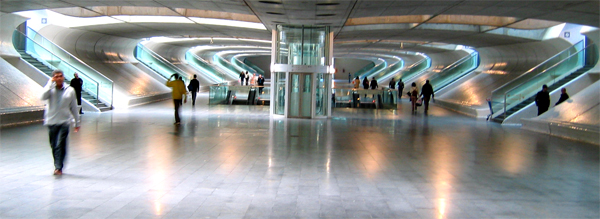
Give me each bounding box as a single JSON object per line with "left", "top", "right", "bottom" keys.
{"left": 18, "top": 50, "right": 112, "bottom": 111}
{"left": 493, "top": 65, "right": 593, "bottom": 123}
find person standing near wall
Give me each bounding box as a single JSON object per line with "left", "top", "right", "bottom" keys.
{"left": 188, "top": 74, "right": 200, "bottom": 106}
{"left": 41, "top": 69, "right": 81, "bottom": 175}
{"left": 166, "top": 75, "right": 187, "bottom": 124}
{"left": 69, "top": 73, "right": 83, "bottom": 114}
{"left": 535, "top": 84, "right": 550, "bottom": 116}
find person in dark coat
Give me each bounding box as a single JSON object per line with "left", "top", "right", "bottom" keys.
{"left": 257, "top": 75, "right": 265, "bottom": 94}
{"left": 389, "top": 78, "right": 396, "bottom": 89}
{"left": 370, "top": 77, "right": 378, "bottom": 90}
{"left": 362, "top": 77, "right": 369, "bottom": 89}
{"left": 398, "top": 79, "right": 404, "bottom": 99}
{"left": 188, "top": 74, "right": 200, "bottom": 106}
{"left": 70, "top": 73, "right": 84, "bottom": 114}
{"left": 420, "top": 80, "right": 434, "bottom": 113}
{"left": 555, "top": 88, "right": 569, "bottom": 106}
{"left": 239, "top": 71, "right": 245, "bottom": 85}
{"left": 535, "top": 84, "right": 550, "bottom": 116}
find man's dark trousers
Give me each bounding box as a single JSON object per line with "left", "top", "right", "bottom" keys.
{"left": 48, "top": 123, "right": 69, "bottom": 170}
{"left": 174, "top": 99, "right": 182, "bottom": 123}
{"left": 191, "top": 92, "right": 197, "bottom": 106}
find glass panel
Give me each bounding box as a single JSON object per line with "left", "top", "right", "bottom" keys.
{"left": 275, "top": 72, "right": 286, "bottom": 115}
{"left": 14, "top": 29, "right": 113, "bottom": 107}
{"left": 289, "top": 74, "right": 300, "bottom": 117}
{"left": 315, "top": 73, "right": 328, "bottom": 116}
{"left": 275, "top": 25, "right": 328, "bottom": 66}
{"left": 490, "top": 40, "right": 585, "bottom": 114}
{"left": 208, "top": 86, "right": 229, "bottom": 105}
{"left": 135, "top": 43, "right": 189, "bottom": 83}
{"left": 301, "top": 74, "right": 312, "bottom": 117}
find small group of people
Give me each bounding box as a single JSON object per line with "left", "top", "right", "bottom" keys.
{"left": 407, "top": 80, "right": 435, "bottom": 114}
{"left": 352, "top": 76, "right": 379, "bottom": 90}
{"left": 166, "top": 74, "right": 202, "bottom": 125}
{"left": 240, "top": 71, "right": 264, "bottom": 86}
{"left": 535, "top": 84, "right": 569, "bottom": 116}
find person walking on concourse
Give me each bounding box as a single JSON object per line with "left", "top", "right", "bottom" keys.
{"left": 362, "top": 77, "right": 369, "bottom": 89}
{"left": 41, "top": 69, "right": 81, "bottom": 175}
{"left": 420, "top": 80, "right": 434, "bottom": 114}
{"left": 370, "top": 77, "right": 378, "bottom": 90}
{"left": 70, "top": 73, "right": 84, "bottom": 114}
{"left": 389, "top": 78, "right": 396, "bottom": 90}
{"left": 535, "top": 84, "right": 550, "bottom": 116}
{"left": 166, "top": 75, "right": 187, "bottom": 124}
{"left": 188, "top": 74, "right": 200, "bottom": 106}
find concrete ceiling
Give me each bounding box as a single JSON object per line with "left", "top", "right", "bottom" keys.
{"left": 4, "top": 0, "right": 599, "bottom": 54}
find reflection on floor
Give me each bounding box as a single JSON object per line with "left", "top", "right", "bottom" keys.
{"left": 1, "top": 94, "right": 598, "bottom": 218}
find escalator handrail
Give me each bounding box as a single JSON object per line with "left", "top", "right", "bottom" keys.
{"left": 491, "top": 40, "right": 584, "bottom": 97}
{"left": 15, "top": 31, "right": 102, "bottom": 88}
{"left": 21, "top": 28, "right": 113, "bottom": 83}
{"left": 416, "top": 51, "right": 478, "bottom": 86}
{"left": 136, "top": 43, "right": 188, "bottom": 79}
{"left": 397, "top": 57, "right": 430, "bottom": 82}
{"left": 501, "top": 42, "right": 595, "bottom": 119}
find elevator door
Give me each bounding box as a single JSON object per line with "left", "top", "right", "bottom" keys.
{"left": 288, "top": 73, "right": 312, "bottom": 118}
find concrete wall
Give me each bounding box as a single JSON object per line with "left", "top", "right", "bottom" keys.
{"left": 0, "top": 13, "right": 27, "bottom": 57}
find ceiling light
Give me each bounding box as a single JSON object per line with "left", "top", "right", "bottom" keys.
{"left": 259, "top": 1, "right": 283, "bottom": 4}
{"left": 316, "top": 2, "right": 340, "bottom": 6}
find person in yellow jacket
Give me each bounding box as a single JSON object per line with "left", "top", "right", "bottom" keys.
{"left": 166, "top": 75, "right": 187, "bottom": 125}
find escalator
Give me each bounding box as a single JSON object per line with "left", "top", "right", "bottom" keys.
{"left": 491, "top": 39, "right": 598, "bottom": 123}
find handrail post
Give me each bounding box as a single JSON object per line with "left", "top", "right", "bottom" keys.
{"left": 503, "top": 94, "right": 507, "bottom": 120}
{"left": 96, "top": 85, "right": 99, "bottom": 106}
{"left": 111, "top": 84, "right": 114, "bottom": 109}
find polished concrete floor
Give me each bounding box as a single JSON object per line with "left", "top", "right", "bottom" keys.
{"left": 0, "top": 94, "right": 598, "bottom": 219}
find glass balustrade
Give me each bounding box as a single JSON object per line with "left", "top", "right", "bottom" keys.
{"left": 231, "top": 57, "right": 259, "bottom": 75}
{"left": 419, "top": 52, "right": 479, "bottom": 91}
{"left": 214, "top": 55, "right": 244, "bottom": 78}
{"left": 394, "top": 58, "right": 431, "bottom": 82}
{"left": 357, "top": 62, "right": 387, "bottom": 79}
{"left": 497, "top": 42, "right": 591, "bottom": 117}
{"left": 374, "top": 61, "right": 404, "bottom": 82}
{"left": 14, "top": 29, "right": 113, "bottom": 108}
{"left": 243, "top": 59, "right": 265, "bottom": 76}
{"left": 135, "top": 43, "right": 188, "bottom": 82}
{"left": 208, "top": 85, "right": 271, "bottom": 105}
{"left": 185, "top": 52, "right": 227, "bottom": 84}
{"left": 490, "top": 41, "right": 585, "bottom": 115}
{"left": 333, "top": 88, "right": 397, "bottom": 109}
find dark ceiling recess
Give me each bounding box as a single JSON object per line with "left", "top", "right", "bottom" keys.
{"left": 272, "top": 21, "right": 286, "bottom": 24}
{"left": 316, "top": 14, "right": 336, "bottom": 17}
{"left": 266, "top": 12, "right": 285, "bottom": 15}
{"left": 316, "top": 2, "right": 340, "bottom": 6}
{"left": 259, "top": 1, "right": 283, "bottom": 5}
